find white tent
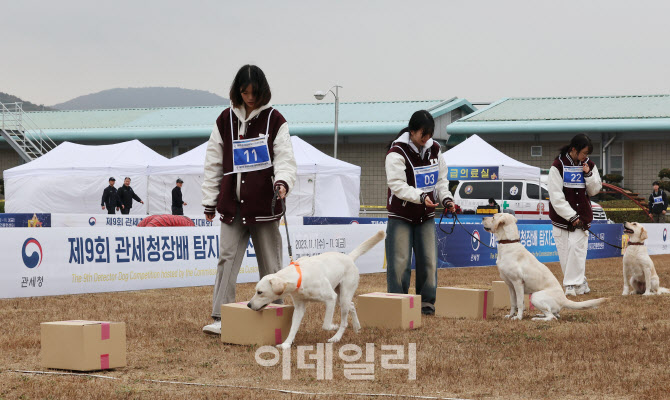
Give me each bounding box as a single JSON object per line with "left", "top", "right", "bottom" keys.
{"left": 147, "top": 136, "right": 361, "bottom": 217}
{"left": 442, "top": 134, "right": 540, "bottom": 180}
{"left": 4, "top": 140, "right": 168, "bottom": 214}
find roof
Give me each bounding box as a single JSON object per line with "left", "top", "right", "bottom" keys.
{"left": 447, "top": 95, "right": 670, "bottom": 135}
{"left": 18, "top": 98, "right": 476, "bottom": 141}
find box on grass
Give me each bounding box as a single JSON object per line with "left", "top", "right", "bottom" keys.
{"left": 435, "top": 287, "right": 493, "bottom": 320}
{"left": 41, "top": 320, "right": 126, "bottom": 371}
{"left": 491, "top": 281, "right": 534, "bottom": 311}
{"left": 357, "top": 292, "right": 421, "bottom": 330}
{"left": 221, "top": 302, "right": 294, "bottom": 346}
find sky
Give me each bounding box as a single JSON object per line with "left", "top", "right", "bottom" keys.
{"left": 2, "top": 0, "right": 670, "bottom": 107}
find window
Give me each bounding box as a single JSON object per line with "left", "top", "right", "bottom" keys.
{"left": 527, "top": 183, "right": 550, "bottom": 201}
{"left": 531, "top": 146, "right": 542, "bottom": 157}
{"left": 503, "top": 182, "right": 523, "bottom": 200}
{"left": 459, "top": 182, "right": 503, "bottom": 200}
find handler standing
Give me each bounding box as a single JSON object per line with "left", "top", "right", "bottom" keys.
{"left": 548, "top": 134, "right": 602, "bottom": 296}
{"left": 648, "top": 181, "right": 668, "bottom": 223}
{"left": 101, "top": 177, "right": 122, "bottom": 214}
{"left": 117, "top": 177, "right": 144, "bottom": 215}
{"left": 201, "top": 65, "right": 296, "bottom": 334}
{"left": 385, "top": 110, "right": 454, "bottom": 315}
{"left": 172, "top": 178, "right": 187, "bottom": 215}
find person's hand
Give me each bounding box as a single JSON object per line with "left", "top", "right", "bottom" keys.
{"left": 572, "top": 218, "right": 584, "bottom": 229}
{"left": 184, "top": 202, "right": 188, "bottom": 206}
{"left": 140, "top": 201, "right": 144, "bottom": 204}
{"left": 122, "top": 205, "right": 125, "bottom": 209}
{"left": 445, "top": 201, "right": 455, "bottom": 210}
{"left": 204, "top": 212, "right": 215, "bottom": 222}
{"left": 424, "top": 196, "right": 438, "bottom": 207}
{"left": 583, "top": 164, "right": 590, "bottom": 174}
{"left": 277, "top": 185, "right": 287, "bottom": 199}
{"left": 102, "top": 206, "right": 105, "bottom": 210}
{"left": 663, "top": 210, "right": 666, "bottom": 215}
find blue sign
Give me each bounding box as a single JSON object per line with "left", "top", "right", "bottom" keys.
{"left": 0, "top": 213, "right": 51, "bottom": 228}
{"left": 448, "top": 166, "right": 499, "bottom": 180}
{"left": 436, "top": 222, "right": 623, "bottom": 268}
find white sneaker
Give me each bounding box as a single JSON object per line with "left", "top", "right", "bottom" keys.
{"left": 565, "top": 285, "right": 576, "bottom": 297}
{"left": 576, "top": 279, "right": 591, "bottom": 295}
{"left": 203, "top": 320, "right": 221, "bottom": 335}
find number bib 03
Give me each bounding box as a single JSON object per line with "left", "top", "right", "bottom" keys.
{"left": 232, "top": 136, "right": 272, "bottom": 173}
{"left": 414, "top": 164, "right": 439, "bottom": 192}
{"left": 563, "top": 166, "right": 585, "bottom": 188}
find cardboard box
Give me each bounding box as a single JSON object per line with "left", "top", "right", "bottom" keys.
{"left": 491, "top": 281, "right": 534, "bottom": 310}
{"left": 41, "top": 320, "right": 126, "bottom": 371}
{"left": 435, "top": 287, "right": 493, "bottom": 320}
{"left": 357, "top": 292, "right": 421, "bottom": 330}
{"left": 221, "top": 302, "right": 294, "bottom": 346}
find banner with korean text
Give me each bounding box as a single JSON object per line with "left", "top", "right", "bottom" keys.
{"left": 0, "top": 224, "right": 385, "bottom": 299}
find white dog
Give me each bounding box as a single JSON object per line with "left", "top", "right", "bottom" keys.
{"left": 622, "top": 222, "right": 670, "bottom": 296}
{"left": 482, "top": 213, "right": 606, "bottom": 321}
{"left": 248, "top": 230, "right": 385, "bottom": 349}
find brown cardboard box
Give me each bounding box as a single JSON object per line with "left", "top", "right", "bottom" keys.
{"left": 357, "top": 292, "right": 421, "bottom": 330}
{"left": 435, "top": 287, "right": 493, "bottom": 320}
{"left": 41, "top": 320, "right": 126, "bottom": 371}
{"left": 221, "top": 302, "right": 294, "bottom": 346}
{"left": 491, "top": 281, "right": 534, "bottom": 311}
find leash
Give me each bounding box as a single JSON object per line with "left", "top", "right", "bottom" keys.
{"left": 586, "top": 227, "right": 623, "bottom": 249}
{"left": 438, "top": 210, "right": 497, "bottom": 249}
{"left": 271, "top": 188, "right": 294, "bottom": 262}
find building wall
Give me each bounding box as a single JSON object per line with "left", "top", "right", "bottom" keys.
{"left": 0, "top": 148, "right": 22, "bottom": 177}
{"left": 626, "top": 141, "right": 670, "bottom": 197}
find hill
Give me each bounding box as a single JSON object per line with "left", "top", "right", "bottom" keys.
{"left": 0, "top": 92, "right": 56, "bottom": 111}
{"left": 52, "top": 87, "right": 229, "bottom": 110}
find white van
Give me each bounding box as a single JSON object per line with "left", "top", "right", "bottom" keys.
{"left": 453, "top": 179, "right": 607, "bottom": 221}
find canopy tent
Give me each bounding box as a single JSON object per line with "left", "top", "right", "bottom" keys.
{"left": 147, "top": 136, "right": 362, "bottom": 217}
{"left": 4, "top": 140, "right": 168, "bottom": 214}
{"left": 441, "top": 134, "right": 540, "bottom": 180}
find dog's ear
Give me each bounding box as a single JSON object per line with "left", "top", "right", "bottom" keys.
{"left": 492, "top": 214, "right": 504, "bottom": 232}
{"left": 640, "top": 227, "right": 648, "bottom": 241}
{"left": 270, "top": 277, "right": 287, "bottom": 296}
{"left": 502, "top": 214, "right": 519, "bottom": 240}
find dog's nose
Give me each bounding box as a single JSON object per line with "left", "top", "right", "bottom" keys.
{"left": 247, "top": 302, "right": 252, "bottom": 309}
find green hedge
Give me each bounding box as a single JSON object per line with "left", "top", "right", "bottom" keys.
{"left": 598, "top": 200, "right": 650, "bottom": 223}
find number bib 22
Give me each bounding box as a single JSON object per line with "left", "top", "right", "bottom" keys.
{"left": 563, "top": 166, "right": 585, "bottom": 188}
{"left": 414, "top": 164, "right": 439, "bottom": 192}
{"left": 232, "top": 136, "right": 272, "bottom": 173}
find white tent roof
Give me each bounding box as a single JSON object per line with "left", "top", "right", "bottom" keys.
{"left": 148, "top": 136, "right": 361, "bottom": 176}
{"left": 4, "top": 140, "right": 168, "bottom": 178}
{"left": 442, "top": 134, "right": 540, "bottom": 180}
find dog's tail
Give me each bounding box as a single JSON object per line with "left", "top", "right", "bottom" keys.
{"left": 348, "top": 230, "right": 386, "bottom": 261}
{"left": 560, "top": 297, "right": 608, "bottom": 310}
{"left": 658, "top": 287, "right": 670, "bottom": 294}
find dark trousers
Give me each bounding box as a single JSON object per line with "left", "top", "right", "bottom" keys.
{"left": 106, "top": 207, "right": 116, "bottom": 215}
{"left": 121, "top": 207, "right": 130, "bottom": 215}
{"left": 172, "top": 206, "right": 184, "bottom": 215}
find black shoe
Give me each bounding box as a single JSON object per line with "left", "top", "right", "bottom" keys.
{"left": 421, "top": 306, "right": 435, "bottom": 315}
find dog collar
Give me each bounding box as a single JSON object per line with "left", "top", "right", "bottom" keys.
{"left": 498, "top": 239, "right": 520, "bottom": 244}
{"left": 627, "top": 242, "right": 644, "bottom": 246}
{"left": 291, "top": 261, "right": 302, "bottom": 289}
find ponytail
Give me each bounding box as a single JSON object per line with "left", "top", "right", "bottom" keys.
{"left": 557, "top": 133, "right": 593, "bottom": 159}
{"left": 386, "top": 110, "right": 435, "bottom": 150}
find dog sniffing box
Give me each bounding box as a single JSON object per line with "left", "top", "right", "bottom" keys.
{"left": 41, "top": 320, "right": 126, "bottom": 371}
{"left": 435, "top": 287, "right": 493, "bottom": 320}
{"left": 357, "top": 292, "right": 421, "bottom": 330}
{"left": 221, "top": 303, "right": 294, "bottom": 346}
{"left": 491, "top": 281, "right": 534, "bottom": 310}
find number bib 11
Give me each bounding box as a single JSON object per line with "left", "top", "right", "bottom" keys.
{"left": 414, "top": 164, "right": 439, "bottom": 192}
{"left": 232, "top": 136, "right": 272, "bottom": 173}
{"left": 563, "top": 166, "right": 585, "bottom": 188}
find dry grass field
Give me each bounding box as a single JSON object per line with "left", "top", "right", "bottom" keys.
{"left": 2, "top": 255, "right": 670, "bottom": 400}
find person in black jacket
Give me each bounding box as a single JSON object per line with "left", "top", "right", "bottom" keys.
{"left": 648, "top": 181, "right": 668, "bottom": 223}
{"left": 117, "top": 177, "right": 144, "bottom": 215}
{"left": 101, "top": 177, "right": 122, "bottom": 214}
{"left": 172, "top": 178, "right": 187, "bottom": 215}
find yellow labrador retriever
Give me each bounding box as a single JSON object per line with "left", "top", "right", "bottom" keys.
{"left": 482, "top": 213, "right": 606, "bottom": 321}
{"left": 248, "top": 230, "right": 385, "bottom": 349}
{"left": 622, "top": 222, "right": 670, "bottom": 296}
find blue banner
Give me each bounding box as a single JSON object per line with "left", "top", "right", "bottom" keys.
{"left": 0, "top": 213, "right": 51, "bottom": 228}
{"left": 436, "top": 222, "right": 623, "bottom": 268}
{"left": 447, "top": 166, "right": 500, "bottom": 180}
